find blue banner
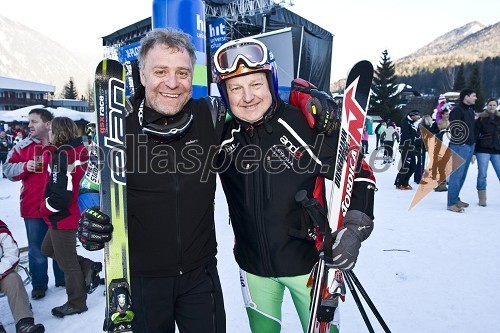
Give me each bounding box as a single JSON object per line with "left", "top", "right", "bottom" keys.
{"left": 208, "top": 17, "right": 227, "bottom": 53}
{"left": 118, "top": 41, "right": 141, "bottom": 63}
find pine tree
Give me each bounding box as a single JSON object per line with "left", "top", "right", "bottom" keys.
{"left": 453, "top": 64, "right": 466, "bottom": 91}
{"left": 63, "top": 77, "right": 78, "bottom": 99}
{"left": 369, "top": 50, "right": 401, "bottom": 122}
{"left": 468, "top": 65, "right": 484, "bottom": 112}
{"left": 85, "top": 81, "right": 95, "bottom": 110}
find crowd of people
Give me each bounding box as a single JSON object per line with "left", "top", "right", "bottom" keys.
{"left": 373, "top": 89, "right": 499, "bottom": 213}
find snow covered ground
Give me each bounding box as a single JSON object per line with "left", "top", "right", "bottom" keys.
{"left": 1, "top": 134, "right": 499, "bottom": 333}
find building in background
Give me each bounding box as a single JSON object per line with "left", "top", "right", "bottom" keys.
{"left": 47, "top": 99, "right": 89, "bottom": 112}
{"left": 0, "top": 76, "right": 55, "bottom": 111}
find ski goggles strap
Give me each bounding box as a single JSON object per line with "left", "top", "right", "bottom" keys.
{"left": 214, "top": 39, "right": 268, "bottom": 75}
{"left": 142, "top": 112, "right": 193, "bottom": 143}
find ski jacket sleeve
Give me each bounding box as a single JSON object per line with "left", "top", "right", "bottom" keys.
{"left": 40, "top": 151, "right": 72, "bottom": 215}
{"left": 348, "top": 159, "right": 376, "bottom": 220}
{"left": 3, "top": 140, "right": 30, "bottom": 181}
{"left": 0, "top": 221, "right": 20, "bottom": 280}
{"left": 380, "top": 131, "right": 386, "bottom": 142}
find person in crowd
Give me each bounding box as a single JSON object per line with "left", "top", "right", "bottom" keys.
{"left": 0, "top": 219, "right": 45, "bottom": 333}
{"left": 414, "top": 114, "right": 437, "bottom": 184}
{"left": 447, "top": 88, "right": 477, "bottom": 212}
{"left": 78, "top": 28, "right": 227, "bottom": 332}
{"left": 0, "top": 131, "right": 13, "bottom": 178}
{"left": 374, "top": 121, "right": 387, "bottom": 150}
{"left": 13, "top": 132, "right": 24, "bottom": 145}
{"left": 435, "top": 94, "right": 452, "bottom": 124}
{"left": 3, "top": 109, "right": 65, "bottom": 300}
{"left": 474, "top": 97, "right": 500, "bottom": 206}
{"left": 213, "top": 37, "right": 376, "bottom": 333}
{"left": 432, "top": 110, "right": 452, "bottom": 192}
{"left": 13, "top": 124, "right": 26, "bottom": 141}
{"left": 78, "top": 128, "right": 99, "bottom": 213}
{"left": 394, "top": 110, "right": 421, "bottom": 190}
{"left": 39, "top": 117, "right": 100, "bottom": 317}
{"left": 380, "top": 122, "right": 399, "bottom": 164}
{"left": 362, "top": 125, "right": 369, "bottom": 154}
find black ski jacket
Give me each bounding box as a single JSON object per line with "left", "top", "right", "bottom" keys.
{"left": 126, "top": 90, "right": 226, "bottom": 277}
{"left": 449, "top": 101, "right": 476, "bottom": 145}
{"left": 218, "top": 100, "right": 376, "bottom": 277}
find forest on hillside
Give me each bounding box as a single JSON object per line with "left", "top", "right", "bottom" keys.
{"left": 397, "top": 56, "right": 500, "bottom": 98}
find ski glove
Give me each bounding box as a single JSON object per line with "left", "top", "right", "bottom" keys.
{"left": 78, "top": 207, "right": 113, "bottom": 251}
{"left": 289, "top": 78, "right": 338, "bottom": 136}
{"left": 327, "top": 210, "right": 373, "bottom": 270}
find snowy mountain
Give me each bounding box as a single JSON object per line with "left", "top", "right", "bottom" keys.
{"left": 0, "top": 14, "right": 96, "bottom": 97}
{"left": 396, "top": 21, "right": 500, "bottom": 75}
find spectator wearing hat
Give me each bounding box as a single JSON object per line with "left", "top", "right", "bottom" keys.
{"left": 395, "top": 110, "right": 421, "bottom": 190}
{"left": 436, "top": 95, "right": 452, "bottom": 124}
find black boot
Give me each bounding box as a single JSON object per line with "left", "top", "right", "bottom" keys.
{"left": 85, "top": 262, "right": 103, "bottom": 294}
{"left": 15, "top": 318, "right": 45, "bottom": 333}
{"left": 31, "top": 286, "right": 47, "bottom": 300}
{"left": 51, "top": 303, "right": 88, "bottom": 318}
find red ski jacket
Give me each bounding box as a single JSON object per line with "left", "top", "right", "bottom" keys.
{"left": 4, "top": 137, "right": 52, "bottom": 218}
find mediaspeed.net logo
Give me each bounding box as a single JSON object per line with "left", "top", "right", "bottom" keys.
{"left": 408, "top": 125, "right": 465, "bottom": 210}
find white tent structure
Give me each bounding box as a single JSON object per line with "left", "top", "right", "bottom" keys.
{"left": 0, "top": 105, "right": 95, "bottom": 123}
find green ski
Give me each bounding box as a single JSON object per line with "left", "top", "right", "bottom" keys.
{"left": 94, "top": 59, "right": 134, "bottom": 332}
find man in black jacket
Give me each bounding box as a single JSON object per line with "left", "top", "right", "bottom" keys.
{"left": 447, "top": 88, "right": 477, "bottom": 212}
{"left": 213, "top": 38, "right": 376, "bottom": 333}
{"left": 394, "top": 110, "right": 421, "bottom": 190}
{"left": 78, "top": 28, "right": 227, "bottom": 333}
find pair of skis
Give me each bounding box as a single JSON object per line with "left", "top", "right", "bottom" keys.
{"left": 306, "top": 61, "right": 389, "bottom": 333}
{"left": 94, "top": 59, "right": 134, "bottom": 333}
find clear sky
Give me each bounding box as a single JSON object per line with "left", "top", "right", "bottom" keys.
{"left": 2, "top": 0, "right": 498, "bottom": 82}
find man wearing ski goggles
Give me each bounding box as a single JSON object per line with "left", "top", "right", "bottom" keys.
{"left": 214, "top": 39, "right": 269, "bottom": 76}
{"left": 213, "top": 38, "right": 375, "bottom": 333}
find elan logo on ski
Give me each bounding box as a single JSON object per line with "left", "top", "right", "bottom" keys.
{"left": 95, "top": 59, "right": 134, "bottom": 333}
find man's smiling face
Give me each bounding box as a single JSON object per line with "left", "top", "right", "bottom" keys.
{"left": 140, "top": 44, "right": 193, "bottom": 116}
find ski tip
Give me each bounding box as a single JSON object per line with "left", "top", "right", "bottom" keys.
{"left": 351, "top": 60, "right": 374, "bottom": 74}
{"left": 95, "top": 59, "right": 124, "bottom": 74}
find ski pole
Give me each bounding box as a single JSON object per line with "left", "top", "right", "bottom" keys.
{"left": 345, "top": 271, "right": 392, "bottom": 333}
{"left": 343, "top": 271, "right": 375, "bottom": 333}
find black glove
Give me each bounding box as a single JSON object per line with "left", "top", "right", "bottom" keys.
{"left": 78, "top": 207, "right": 113, "bottom": 251}
{"left": 289, "top": 78, "right": 339, "bottom": 136}
{"left": 326, "top": 210, "right": 373, "bottom": 270}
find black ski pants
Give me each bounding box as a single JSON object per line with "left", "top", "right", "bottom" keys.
{"left": 395, "top": 148, "right": 416, "bottom": 186}
{"left": 131, "top": 258, "right": 226, "bottom": 333}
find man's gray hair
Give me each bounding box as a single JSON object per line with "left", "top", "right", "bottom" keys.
{"left": 138, "top": 28, "right": 197, "bottom": 68}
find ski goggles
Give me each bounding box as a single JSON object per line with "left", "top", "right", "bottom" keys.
{"left": 214, "top": 39, "right": 269, "bottom": 75}
{"left": 141, "top": 112, "right": 193, "bottom": 143}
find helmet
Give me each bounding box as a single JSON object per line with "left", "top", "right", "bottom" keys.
{"left": 214, "top": 38, "right": 279, "bottom": 106}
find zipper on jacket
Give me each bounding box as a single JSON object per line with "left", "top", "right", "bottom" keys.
{"left": 175, "top": 172, "right": 183, "bottom": 275}
{"left": 265, "top": 156, "right": 272, "bottom": 201}
{"left": 250, "top": 131, "right": 274, "bottom": 276}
